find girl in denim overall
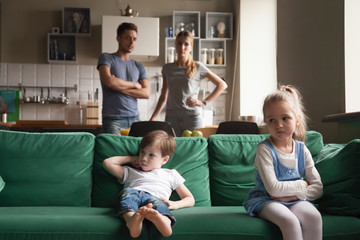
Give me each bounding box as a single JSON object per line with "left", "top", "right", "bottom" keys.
{"left": 244, "top": 85, "right": 323, "bottom": 240}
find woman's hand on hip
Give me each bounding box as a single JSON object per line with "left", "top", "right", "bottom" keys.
{"left": 186, "top": 97, "right": 203, "bottom": 107}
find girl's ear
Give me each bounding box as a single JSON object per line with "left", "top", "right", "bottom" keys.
{"left": 296, "top": 114, "right": 301, "bottom": 126}
{"left": 162, "top": 155, "right": 170, "bottom": 165}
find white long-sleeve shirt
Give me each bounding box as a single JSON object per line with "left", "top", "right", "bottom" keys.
{"left": 254, "top": 141, "right": 323, "bottom": 201}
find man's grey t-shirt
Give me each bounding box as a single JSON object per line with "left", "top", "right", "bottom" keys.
{"left": 97, "top": 53, "right": 147, "bottom": 118}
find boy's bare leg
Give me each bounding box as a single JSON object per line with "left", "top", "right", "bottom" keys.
{"left": 140, "top": 203, "right": 172, "bottom": 237}
{"left": 122, "top": 211, "right": 145, "bottom": 238}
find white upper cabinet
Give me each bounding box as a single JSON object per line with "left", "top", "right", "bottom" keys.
{"left": 101, "top": 16, "right": 159, "bottom": 62}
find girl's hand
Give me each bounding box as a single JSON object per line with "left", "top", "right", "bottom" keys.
{"left": 160, "top": 197, "right": 178, "bottom": 210}
{"left": 186, "top": 97, "right": 202, "bottom": 107}
{"left": 270, "top": 195, "right": 298, "bottom": 202}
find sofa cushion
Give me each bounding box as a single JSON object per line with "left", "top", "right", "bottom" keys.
{"left": 305, "top": 130, "right": 324, "bottom": 156}
{"left": 0, "top": 206, "right": 146, "bottom": 240}
{"left": 209, "top": 134, "right": 268, "bottom": 206}
{"left": 209, "top": 131, "right": 324, "bottom": 206}
{"left": 92, "top": 135, "right": 211, "bottom": 207}
{"left": 148, "top": 206, "right": 360, "bottom": 240}
{"left": 0, "top": 130, "right": 95, "bottom": 207}
{"left": 314, "top": 140, "right": 360, "bottom": 216}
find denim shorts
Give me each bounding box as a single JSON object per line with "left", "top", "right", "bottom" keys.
{"left": 117, "top": 188, "right": 176, "bottom": 226}
{"left": 102, "top": 116, "right": 139, "bottom": 134}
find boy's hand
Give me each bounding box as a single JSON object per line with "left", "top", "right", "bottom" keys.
{"left": 160, "top": 197, "right": 178, "bottom": 210}
{"left": 132, "top": 156, "right": 141, "bottom": 169}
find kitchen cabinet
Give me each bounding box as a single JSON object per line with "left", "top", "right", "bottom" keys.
{"left": 101, "top": 16, "right": 159, "bottom": 62}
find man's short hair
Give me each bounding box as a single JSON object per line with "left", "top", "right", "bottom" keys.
{"left": 117, "top": 22, "right": 138, "bottom": 37}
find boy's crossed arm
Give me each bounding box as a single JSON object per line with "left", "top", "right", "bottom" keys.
{"left": 103, "top": 156, "right": 139, "bottom": 181}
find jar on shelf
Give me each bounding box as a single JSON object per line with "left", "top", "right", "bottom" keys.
{"left": 167, "top": 47, "right": 175, "bottom": 63}
{"left": 215, "top": 48, "right": 224, "bottom": 65}
{"left": 208, "top": 48, "right": 215, "bottom": 65}
{"left": 201, "top": 48, "right": 208, "bottom": 65}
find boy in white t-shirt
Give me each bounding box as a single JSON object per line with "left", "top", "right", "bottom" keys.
{"left": 103, "top": 130, "right": 195, "bottom": 238}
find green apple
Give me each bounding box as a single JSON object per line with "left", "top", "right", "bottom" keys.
{"left": 191, "top": 130, "right": 203, "bottom": 137}
{"left": 182, "top": 130, "right": 192, "bottom": 137}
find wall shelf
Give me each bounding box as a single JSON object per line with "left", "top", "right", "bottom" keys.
{"left": 47, "top": 33, "right": 77, "bottom": 64}
{"left": 165, "top": 11, "right": 232, "bottom": 66}
{"left": 200, "top": 39, "right": 226, "bottom": 67}
{"left": 205, "top": 12, "right": 233, "bottom": 40}
{"left": 46, "top": 7, "right": 90, "bottom": 64}
{"left": 0, "top": 84, "right": 78, "bottom": 105}
{"left": 173, "top": 11, "right": 200, "bottom": 38}
{"left": 62, "top": 7, "right": 91, "bottom": 36}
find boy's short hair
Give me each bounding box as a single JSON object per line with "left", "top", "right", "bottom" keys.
{"left": 117, "top": 22, "right": 138, "bottom": 37}
{"left": 140, "top": 130, "right": 176, "bottom": 157}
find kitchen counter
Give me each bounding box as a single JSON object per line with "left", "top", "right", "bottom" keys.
{"left": 13, "top": 120, "right": 102, "bottom": 128}
{"left": 2, "top": 120, "right": 103, "bottom": 136}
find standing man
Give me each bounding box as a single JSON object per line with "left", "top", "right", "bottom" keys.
{"left": 98, "top": 22, "right": 150, "bottom": 134}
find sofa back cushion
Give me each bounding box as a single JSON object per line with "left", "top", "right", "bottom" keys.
{"left": 92, "top": 135, "right": 211, "bottom": 207}
{"left": 209, "top": 131, "right": 324, "bottom": 206}
{"left": 0, "top": 130, "right": 95, "bottom": 206}
{"left": 209, "top": 134, "right": 267, "bottom": 206}
{"left": 314, "top": 139, "right": 360, "bottom": 216}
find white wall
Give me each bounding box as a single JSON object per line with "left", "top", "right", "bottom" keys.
{"left": 345, "top": 0, "right": 360, "bottom": 113}
{"left": 239, "top": 0, "right": 277, "bottom": 120}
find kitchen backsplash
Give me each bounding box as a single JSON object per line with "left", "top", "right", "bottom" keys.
{"left": 0, "top": 63, "right": 226, "bottom": 125}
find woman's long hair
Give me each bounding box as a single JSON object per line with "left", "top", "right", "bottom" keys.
{"left": 176, "top": 31, "right": 197, "bottom": 78}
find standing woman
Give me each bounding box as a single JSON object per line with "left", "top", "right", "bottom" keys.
{"left": 150, "top": 31, "right": 227, "bottom": 136}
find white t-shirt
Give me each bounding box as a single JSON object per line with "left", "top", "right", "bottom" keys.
{"left": 120, "top": 166, "right": 185, "bottom": 199}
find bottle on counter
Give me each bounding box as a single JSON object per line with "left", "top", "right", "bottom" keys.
{"left": 77, "top": 101, "right": 84, "bottom": 125}
{"left": 1, "top": 109, "right": 7, "bottom": 123}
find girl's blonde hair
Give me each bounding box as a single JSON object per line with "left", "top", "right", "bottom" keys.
{"left": 176, "top": 31, "right": 197, "bottom": 78}
{"left": 263, "top": 85, "right": 309, "bottom": 142}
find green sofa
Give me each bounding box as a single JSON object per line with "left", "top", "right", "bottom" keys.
{"left": 0, "top": 129, "right": 359, "bottom": 240}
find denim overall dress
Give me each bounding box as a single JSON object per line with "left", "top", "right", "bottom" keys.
{"left": 244, "top": 138, "right": 305, "bottom": 216}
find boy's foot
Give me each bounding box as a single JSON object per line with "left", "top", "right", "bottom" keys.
{"left": 141, "top": 203, "right": 172, "bottom": 237}
{"left": 123, "top": 211, "right": 145, "bottom": 238}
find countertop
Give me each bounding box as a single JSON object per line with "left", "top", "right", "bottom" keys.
{"left": 3, "top": 120, "right": 102, "bottom": 128}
